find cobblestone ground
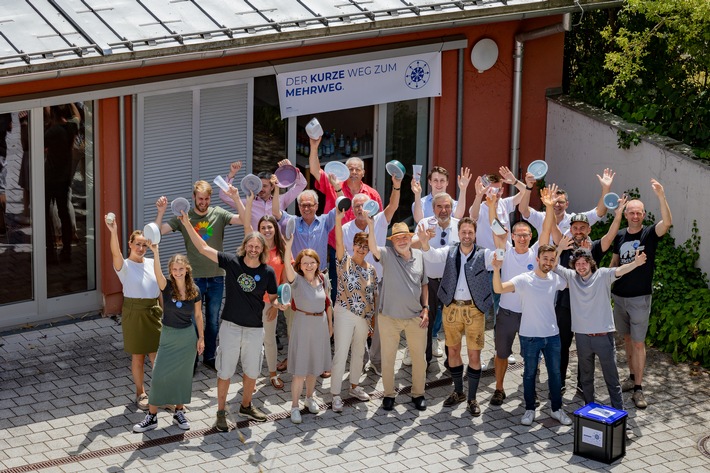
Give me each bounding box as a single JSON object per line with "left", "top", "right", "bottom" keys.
{"left": 1, "top": 315, "right": 709, "bottom": 472}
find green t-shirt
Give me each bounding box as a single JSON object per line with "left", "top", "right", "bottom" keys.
{"left": 168, "top": 206, "right": 234, "bottom": 278}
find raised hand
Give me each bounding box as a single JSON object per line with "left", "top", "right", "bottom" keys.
{"left": 615, "top": 194, "right": 628, "bottom": 216}
{"left": 228, "top": 161, "right": 242, "bottom": 179}
{"left": 498, "top": 166, "right": 517, "bottom": 185}
{"left": 524, "top": 172, "right": 536, "bottom": 189}
{"left": 597, "top": 168, "right": 615, "bottom": 190}
{"left": 156, "top": 196, "right": 168, "bottom": 212}
{"left": 650, "top": 178, "right": 665, "bottom": 197}
{"left": 416, "top": 222, "right": 431, "bottom": 244}
{"left": 634, "top": 250, "right": 647, "bottom": 267}
{"left": 327, "top": 171, "right": 340, "bottom": 188}
{"left": 458, "top": 167, "right": 472, "bottom": 189}
{"left": 557, "top": 234, "right": 573, "bottom": 252}
{"left": 411, "top": 179, "right": 422, "bottom": 196}
{"left": 277, "top": 159, "right": 292, "bottom": 168}
{"left": 391, "top": 173, "right": 403, "bottom": 189}
{"left": 474, "top": 176, "right": 485, "bottom": 196}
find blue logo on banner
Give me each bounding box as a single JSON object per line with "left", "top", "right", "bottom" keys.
{"left": 405, "top": 60, "right": 431, "bottom": 89}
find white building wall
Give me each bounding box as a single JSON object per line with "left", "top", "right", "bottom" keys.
{"left": 545, "top": 96, "right": 710, "bottom": 279}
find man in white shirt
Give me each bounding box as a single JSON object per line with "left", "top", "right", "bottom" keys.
{"left": 411, "top": 166, "right": 470, "bottom": 222}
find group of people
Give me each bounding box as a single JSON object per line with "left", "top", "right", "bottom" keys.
{"left": 108, "top": 131, "right": 672, "bottom": 432}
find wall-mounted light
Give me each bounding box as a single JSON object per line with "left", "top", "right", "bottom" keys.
{"left": 470, "top": 38, "right": 499, "bottom": 73}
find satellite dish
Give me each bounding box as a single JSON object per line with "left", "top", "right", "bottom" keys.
{"left": 471, "top": 38, "right": 499, "bottom": 73}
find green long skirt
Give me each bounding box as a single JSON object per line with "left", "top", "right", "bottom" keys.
{"left": 148, "top": 325, "right": 197, "bottom": 406}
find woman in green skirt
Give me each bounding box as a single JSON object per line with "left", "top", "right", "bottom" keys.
{"left": 107, "top": 214, "right": 162, "bottom": 411}
{"left": 133, "top": 246, "right": 204, "bottom": 432}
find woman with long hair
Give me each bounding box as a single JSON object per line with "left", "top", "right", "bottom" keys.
{"left": 243, "top": 189, "right": 290, "bottom": 389}
{"left": 105, "top": 214, "right": 161, "bottom": 411}
{"left": 133, "top": 249, "right": 204, "bottom": 432}
{"left": 282, "top": 236, "right": 332, "bottom": 424}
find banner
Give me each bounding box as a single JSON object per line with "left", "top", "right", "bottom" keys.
{"left": 276, "top": 51, "right": 442, "bottom": 118}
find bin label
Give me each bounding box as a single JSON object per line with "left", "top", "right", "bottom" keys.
{"left": 588, "top": 407, "right": 616, "bottom": 418}
{"left": 582, "top": 426, "right": 604, "bottom": 448}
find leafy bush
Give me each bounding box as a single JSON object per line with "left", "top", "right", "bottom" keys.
{"left": 590, "top": 197, "right": 710, "bottom": 367}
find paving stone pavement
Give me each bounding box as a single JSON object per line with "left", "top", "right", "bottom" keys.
{"left": 1, "top": 315, "right": 709, "bottom": 472}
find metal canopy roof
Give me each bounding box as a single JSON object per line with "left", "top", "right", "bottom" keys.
{"left": 0, "top": 0, "right": 620, "bottom": 80}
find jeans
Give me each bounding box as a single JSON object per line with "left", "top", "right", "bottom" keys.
{"left": 520, "top": 334, "right": 562, "bottom": 411}
{"left": 425, "top": 278, "right": 441, "bottom": 363}
{"left": 195, "top": 276, "right": 224, "bottom": 362}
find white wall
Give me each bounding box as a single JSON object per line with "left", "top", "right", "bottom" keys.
{"left": 545, "top": 96, "right": 710, "bottom": 278}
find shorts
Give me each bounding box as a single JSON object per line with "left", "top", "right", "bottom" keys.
{"left": 613, "top": 294, "right": 651, "bottom": 342}
{"left": 215, "top": 320, "right": 264, "bottom": 380}
{"left": 442, "top": 303, "right": 485, "bottom": 350}
{"left": 494, "top": 307, "right": 522, "bottom": 359}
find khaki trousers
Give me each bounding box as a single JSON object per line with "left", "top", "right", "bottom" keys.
{"left": 379, "top": 313, "right": 427, "bottom": 398}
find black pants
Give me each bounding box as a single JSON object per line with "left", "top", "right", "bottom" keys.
{"left": 425, "top": 278, "right": 441, "bottom": 364}
{"left": 555, "top": 304, "right": 575, "bottom": 384}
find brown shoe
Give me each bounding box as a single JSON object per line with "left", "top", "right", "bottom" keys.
{"left": 490, "top": 389, "right": 506, "bottom": 406}
{"left": 443, "top": 391, "right": 466, "bottom": 407}
{"left": 632, "top": 390, "right": 648, "bottom": 409}
{"left": 468, "top": 399, "right": 481, "bottom": 417}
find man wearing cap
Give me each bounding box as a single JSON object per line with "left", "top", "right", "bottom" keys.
{"left": 220, "top": 159, "right": 307, "bottom": 231}
{"left": 610, "top": 179, "right": 672, "bottom": 409}
{"left": 411, "top": 166, "right": 470, "bottom": 222}
{"left": 412, "top": 192, "right": 461, "bottom": 367}
{"left": 155, "top": 181, "right": 243, "bottom": 371}
{"left": 341, "top": 174, "right": 402, "bottom": 376}
{"left": 553, "top": 195, "right": 627, "bottom": 394}
{"left": 519, "top": 168, "right": 616, "bottom": 242}
{"left": 418, "top": 217, "right": 491, "bottom": 416}
{"left": 554, "top": 243, "right": 647, "bottom": 410}
{"left": 367, "top": 218, "right": 429, "bottom": 412}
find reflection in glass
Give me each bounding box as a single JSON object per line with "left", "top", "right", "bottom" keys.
{"left": 253, "top": 76, "right": 287, "bottom": 174}
{"left": 0, "top": 110, "right": 33, "bottom": 305}
{"left": 44, "top": 102, "right": 95, "bottom": 298}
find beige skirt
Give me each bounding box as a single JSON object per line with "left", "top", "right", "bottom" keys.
{"left": 122, "top": 297, "right": 162, "bottom": 354}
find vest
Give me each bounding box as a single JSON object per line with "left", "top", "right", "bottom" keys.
{"left": 437, "top": 243, "right": 492, "bottom": 314}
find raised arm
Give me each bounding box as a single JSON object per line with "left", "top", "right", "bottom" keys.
{"left": 226, "top": 184, "right": 244, "bottom": 226}
{"left": 499, "top": 166, "right": 527, "bottom": 205}
{"left": 539, "top": 183, "right": 560, "bottom": 245}
{"left": 308, "top": 136, "right": 323, "bottom": 182}
{"left": 615, "top": 250, "right": 647, "bottom": 278}
{"left": 219, "top": 161, "right": 243, "bottom": 209}
{"left": 486, "top": 192, "right": 507, "bottom": 250}
{"left": 652, "top": 179, "right": 672, "bottom": 236}
{"left": 179, "top": 211, "right": 219, "bottom": 263}
{"left": 366, "top": 215, "right": 381, "bottom": 261}
{"left": 411, "top": 179, "right": 424, "bottom": 223}
{"left": 469, "top": 176, "right": 485, "bottom": 221}
{"left": 517, "top": 172, "right": 536, "bottom": 219}
{"left": 105, "top": 215, "right": 124, "bottom": 271}
{"left": 151, "top": 244, "right": 167, "bottom": 290}
{"left": 154, "top": 196, "right": 172, "bottom": 234}
{"left": 272, "top": 180, "right": 283, "bottom": 221}
{"left": 242, "top": 191, "right": 255, "bottom": 235}
{"left": 277, "top": 159, "right": 307, "bottom": 206}
{"left": 491, "top": 256, "right": 515, "bottom": 294}
{"left": 601, "top": 195, "right": 627, "bottom": 252}
{"left": 283, "top": 232, "right": 296, "bottom": 284}
{"left": 383, "top": 174, "right": 402, "bottom": 223}
{"left": 335, "top": 207, "right": 345, "bottom": 260}
{"left": 453, "top": 167, "right": 471, "bottom": 220}
{"left": 595, "top": 168, "right": 615, "bottom": 217}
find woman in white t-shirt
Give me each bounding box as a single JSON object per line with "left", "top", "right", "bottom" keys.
{"left": 106, "top": 215, "right": 162, "bottom": 411}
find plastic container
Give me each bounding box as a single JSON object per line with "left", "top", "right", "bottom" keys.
{"left": 573, "top": 403, "right": 627, "bottom": 464}
{"left": 305, "top": 118, "right": 323, "bottom": 140}
{"left": 105, "top": 212, "right": 115, "bottom": 225}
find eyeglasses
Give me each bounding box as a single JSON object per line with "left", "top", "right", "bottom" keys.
{"left": 301, "top": 261, "right": 318, "bottom": 267}
{"left": 440, "top": 231, "right": 448, "bottom": 246}
{"left": 299, "top": 203, "right": 315, "bottom": 208}
{"left": 354, "top": 243, "right": 368, "bottom": 249}
{"left": 133, "top": 243, "right": 149, "bottom": 249}
{"left": 513, "top": 233, "right": 531, "bottom": 238}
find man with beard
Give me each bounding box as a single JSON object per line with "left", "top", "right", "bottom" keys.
{"left": 180, "top": 210, "right": 279, "bottom": 431}
{"left": 611, "top": 179, "right": 672, "bottom": 409}
{"left": 492, "top": 244, "right": 573, "bottom": 428}
{"left": 412, "top": 192, "right": 460, "bottom": 366}
{"left": 554, "top": 243, "right": 647, "bottom": 410}
{"left": 418, "top": 217, "right": 491, "bottom": 416}
{"left": 155, "top": 182, "right": 243, "bottom": 371}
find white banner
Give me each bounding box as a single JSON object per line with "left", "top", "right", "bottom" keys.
{"left": 276, "top": 51, "right": 442, "bottom": 118}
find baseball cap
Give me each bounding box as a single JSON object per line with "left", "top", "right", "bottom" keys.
{"left": 570, "top": 213, "right": 589, "bottom": 224}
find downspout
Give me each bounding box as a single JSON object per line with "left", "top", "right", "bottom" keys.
{"left": 509, "top": 13, "right": 572, "bottom": 193}
{"left": 456, "top": 48, "right": 464, "bottom": 174}
{"left": 119, "top": 96, "right": 127, "bottom": 255}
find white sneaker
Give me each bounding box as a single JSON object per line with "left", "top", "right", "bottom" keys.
{"left": 507, "top": 354, "right": 516, "bottom": 364}
{"left": 332, "top": 395, "right": 344, "bottom": 413}
{"left": 550, "top": 409, "right": 572, "bottom": 426}
{"left": 172, "top": 409, "right": 190, "bottom": 430}
{"left": 305, "top": 396, "right": 321, "bottom": 414}
{"left": 133, "top": 413, "right": 158, "bottom": 433}
{"left": 481, "top": 360, "right": 487, "bottom": 371}
{"left": 521, "top": 409, "right": 536, "bottom": 426}
{"left": 402, "top": 349, "right": 412, "bottom": 366}
{"left": 290, "top": 408, "right": 302, "bottom": 424}
{"left": 433, "top": 339, "right": 443, "bottom": 357}
{"left": 348, "top": 386, "right": 371, "bottom": 401}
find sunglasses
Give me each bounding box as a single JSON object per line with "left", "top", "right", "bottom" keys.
{"left": 440, "top": 230, "right": 448, "bottom": 246}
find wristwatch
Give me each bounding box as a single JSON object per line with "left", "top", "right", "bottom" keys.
{"left": 422, "top": 305, "right": 429, "bottom": 311}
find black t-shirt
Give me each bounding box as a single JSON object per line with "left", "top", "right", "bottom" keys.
{"left": 556, "top": 239, "right": 604, "bottom": 309}
{"left": 161, "top": 285, "right": 201, "bottom": 329}
{"left": 612, "top": 225, "right": 660, "bottom": 297}
{"left": 218, "top": 252, "right": 277, "bottom": 327}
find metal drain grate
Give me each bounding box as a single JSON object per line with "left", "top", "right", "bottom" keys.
{"left": 699, "top": 433, "right": 710, "bottom": 458}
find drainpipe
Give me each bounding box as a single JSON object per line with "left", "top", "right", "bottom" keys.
{"left": 119, "top": 96, "right": 127, "bottom": 255}
{"left": 509, "top": 13, "right": 572, "bottom": 193}
{"left": 456, "top": 48, "right": 464, "bottom": 175}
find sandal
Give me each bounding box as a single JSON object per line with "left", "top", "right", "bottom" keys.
{"left": 270, "top": 375, "right": 284, "bottom": 389}
{"left": 277, "top": 358, "right": 288, "bottom": 372}
{"left": 320, "top": 371, "right": 331, "bottom": 379}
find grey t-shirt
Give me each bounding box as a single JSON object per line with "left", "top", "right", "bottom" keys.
{"left": 376, "top": 246, "right": 428, "bottom": 319}
{"left": 554, "top": 266, "right": 618, "bottom": 334}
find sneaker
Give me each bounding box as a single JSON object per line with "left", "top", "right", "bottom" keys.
{"left": 490, "top": 389, "right": 506, "bottom": 406}
{"left": 481, "top": 360, "right": 487, "bottom": 371}
{"left": 621, "top": 377, "right": 635, "bottom": 392}
{"left": 238, "top": 403, "right": 267, "bottom": 422}
{"left": 332, "top": 395, "right": 344, "bottom": 413}
{"left": 632, "top": 390, "right": 648, "bottom": 409}
{"left": 550, "top": 409, "right": 572, "bottom": 426}
{"left": 443, "top": 391, "right": 466, "bottom": 407}
{"left": 521, "top": 409, "right": 536, "bottom": 426}
{"left": 369, "top": 363, "right": 382, "bottom": 376}
{"left": 173, "top": 410, "right": 190, "bottom": 430}
{"left": 433, "top": 339, "right": 443, "bottom": 357}
{"left": 305, "top": 396, "right": 321, "bottom": 414}
{"left": 575, "top": 385, "right": 584, "bottom": 397}
{"left": 291, "top": 408, "right": 302, "bottom": 424}
{"left": 348, "top": 386, "right": 371, "bottom": 401}
{"left": 507, "top": 354, "right": 516, "bottom": 364}
{"left": 136, "top": 393, "right": 149, "bottom": 411}
{"left": 468, "top": 399, "right": 481, "bottom": 417}
{"left": 215, "top": 410, "right": 230, "bottom": 432}
{"left": 133, "top": 413, "right": 158, "bottom": 433}
{"left": 402, "top": 349, "right": 412, "bottom": 366}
